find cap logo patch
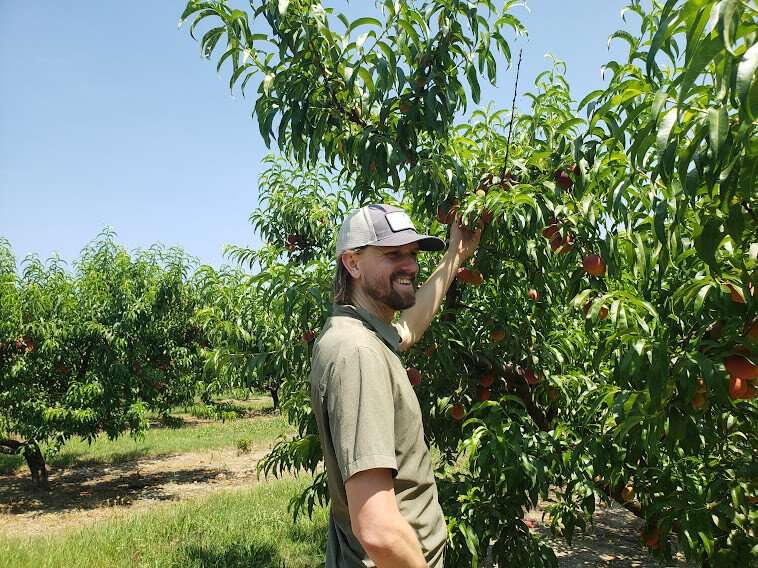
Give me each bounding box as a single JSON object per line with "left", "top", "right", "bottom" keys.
{"left": 385, "top": 211, "right": 415, "bottom": 232}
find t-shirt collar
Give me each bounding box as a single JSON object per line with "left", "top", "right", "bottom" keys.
{"left": 331, "top": 304, "right": 401, "bottom": 352}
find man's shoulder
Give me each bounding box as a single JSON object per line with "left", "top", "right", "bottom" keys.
{"left": 312, "top": 316, "right": 402, "bottom": 372}
{"left": 317, "top": 316, "right": 384, "bottom": 355}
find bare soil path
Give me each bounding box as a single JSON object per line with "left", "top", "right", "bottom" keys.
{"left": 0, "top": 448, "right": 269, "bottom": 538}
{"left": 524, "top": 502, "right": 692, "bottom": 567}
{"left": 2, "top": 450, "right": 693, "bottom": 567}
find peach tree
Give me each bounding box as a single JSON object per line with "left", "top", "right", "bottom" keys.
{"left": 185, "top": 0, "right": 756, "bottom": 565}
{"left": 0, "top": 232, "right": 206, "bottom": 487}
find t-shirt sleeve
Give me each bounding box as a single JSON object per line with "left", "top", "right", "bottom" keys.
{"left": 327, "top": 345, "right": 398, "bottom": 482}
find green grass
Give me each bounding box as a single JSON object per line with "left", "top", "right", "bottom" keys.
{"left": 0, "top": 475, "right": 328, "bottom": 568}
{"left": 0, "top": 400, "right": 291, "bottom": 475}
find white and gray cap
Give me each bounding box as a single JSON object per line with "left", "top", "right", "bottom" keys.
{"left": 336, "top": 204, "right": 445, "bottom": 256}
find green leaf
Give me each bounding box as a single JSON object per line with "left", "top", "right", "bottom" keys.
{"left": 708, "top": 106, "right": 728, "bottom": 159}
{"left": 717, "top": 0, "right": 739, "bottom": 55}
{"left": 694, "top": 283, "right": 712, "bottom": 312}
{"left": 654, "top": 200, "right": 668, "bottom": 247}
{"left": 726, "top": 203, "right": 744, "bottom": 241}
{"left": 466, "top": 64, "right": 480, "bottom": 104}
{"left": 656, "top": 107, "right": 678, "bottom": 160}
{"left": 693, "top": 217, "right": 724, "bottom": 271}
{"left": 348, "top": 17, "right": 382, "bottom": 34}
{"left": 646, "top": 0, "right": 679, "bottom": 79}
{"left": 677, "top": 35, "right": 723, "bottom": 105}
{"left": 736, "top": 42, "right": 758, "bottom": 102}
{"left": 577, "top": 89, "right": 604, "bottom": 112}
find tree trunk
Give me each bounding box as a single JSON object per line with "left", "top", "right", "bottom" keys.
{"left": 270, "top": 386, "right": 280, "bottom": 411}
{"left": 24, "top": 443, "right": 49, "bottom": 489}
{"left": 0, "top": 439, "right": 49, "bottom": 489}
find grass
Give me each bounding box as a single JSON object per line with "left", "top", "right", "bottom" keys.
{"left": 0, "top": 475, "right": 328, "bottom": 568}
{"left": 0, "top": 397, "right": 291, "bottom": 475}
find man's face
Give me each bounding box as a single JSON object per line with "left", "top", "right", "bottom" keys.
{"left": 350, "top": 243, "right": 420, "bottom": 311}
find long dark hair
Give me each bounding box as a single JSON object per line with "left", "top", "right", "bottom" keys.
{"left": 332, "top": 248, "right": 363, "bottom": 304}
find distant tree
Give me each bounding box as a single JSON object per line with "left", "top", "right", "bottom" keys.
{"left": 0, "top": 231, "right": 205, "bottom": 487}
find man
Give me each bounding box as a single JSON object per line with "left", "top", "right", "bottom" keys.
{"left": 310, "top": 204, "right": 481, "bottom": 567}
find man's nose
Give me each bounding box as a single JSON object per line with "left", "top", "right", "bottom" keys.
{"left": 401, "top": 255, "right": 418, "bottom": 276}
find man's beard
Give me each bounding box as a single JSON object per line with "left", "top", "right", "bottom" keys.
{"left": 365, "top": 272, "right": 416, "bottom": 310}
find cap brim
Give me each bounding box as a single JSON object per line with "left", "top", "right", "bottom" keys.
{"left": 371, "top": 232, "right": 446, "bottom": 251}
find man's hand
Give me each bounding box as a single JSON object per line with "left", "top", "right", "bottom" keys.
{"left": 345, "top": 469, "right": 429, "bottom": 568}
{"left": 448, "top": 217, "right": 482, "bottom": 263}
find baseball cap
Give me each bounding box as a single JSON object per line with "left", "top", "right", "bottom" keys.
{"left": 336, "top": 204, "right": 445, "bottom": 256}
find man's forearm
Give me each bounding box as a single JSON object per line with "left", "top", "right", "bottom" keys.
{"left": 396, "top": 248, "right": 464, "bottom": 350}
{"left": 361, "top": 514, "right": 429, "bottom": 568}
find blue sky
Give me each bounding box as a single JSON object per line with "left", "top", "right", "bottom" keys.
{"left": 0, "top": 1, "right": 631, "bottom": 269}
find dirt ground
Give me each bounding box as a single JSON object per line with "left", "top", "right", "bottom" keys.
{"left": 2, "top": 449, "right": 692, "bottom": 567}
{"left": 523, "top": 503, "right": 692, "bottom": 567}
{"left": 0, "top": 448, "right": 269, "bottom": 538}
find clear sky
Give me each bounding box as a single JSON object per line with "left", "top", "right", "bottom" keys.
{"left": 0, "top": 1, "right": 631, "bottom": 270}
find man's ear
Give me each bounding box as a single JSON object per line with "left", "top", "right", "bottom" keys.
{"left": 342, "top": 251, "right": 361, "bottom": 279}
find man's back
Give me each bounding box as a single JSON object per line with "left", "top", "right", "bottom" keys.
{"left": 310, "top": 305, "right": 446, "bottom": 567}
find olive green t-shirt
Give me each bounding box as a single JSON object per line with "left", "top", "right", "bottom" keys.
{"left": 310, "top": 304, "right": 446, "bottom": 567}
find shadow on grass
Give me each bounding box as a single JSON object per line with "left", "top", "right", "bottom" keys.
{"left": 0, "top": 447, "right": 159, "bottom": 476}
{"left": 0, "top": 455, "right": 23, "bottom": 476}
{"left": 182, "top": 542, "right": 283, "bottom": 568}
{"left": 286, "top": 519, "right": 328, "bottom": 549}
{"left": 0, "top": 460, "right": 234, "bottom": 515}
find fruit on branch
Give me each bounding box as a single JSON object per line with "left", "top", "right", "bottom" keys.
{"left": 13, "top": 337, "right": 34, "bottom": 353}
{"left": 727, "top": 282, "right": 754, "bottom": 304}
{"left": 528, "top": 289, "right": 539, "bottom": 301}
{"left": 571, "top": 163, "right": 582, "bottom": 176}
{"left": 547, "top": 387, "right": 559, "bottom": 403}
{"left": 550, "top": 233, "right": 574, "bottom": 254}
{"left": 406, "top": 367, "right": 421, "bottom": 386}
{"left": 451, "top": 403, "right": 466, "bottom": 421}
{"left": 620, "top": 483, "right": 635, "bottom": 502}
{"left": 691, "top": 392, "right": 706, "bottom": 410}
{"left": 642, "top": 526, "right": 661, "bottom": 550}
{"left": 583, "top": 300, "right": 608, "bottom": 320}
{"left": 525, "top": 368, "right": 539, "bottom": 385}
{"left": 456, "top": 267, "right": 484, "bottom": 286}
{"left": 583, "top": 254, "right": 606, "bottom": 277}
{"left": 554, "top": 169, "right": 573, "bottom": 190}
{"left": 479, "top": 373, "right": 494, "bottom": 387}
{"left": 479, "top": 387, "right": 490, "bottom": 401}
{"left": 302, "top": 330, "right": 316, "bottom": 344}
{"left": 501, "top": 171, "right": 516, "bottom": 188}
{"left": 491, "top": 328, "right": 506, "bottom": 343}
{"left": 476, "top": 189, "right": 486, "bottom": 198}
{"left": 728, "top": 376, "right": 756, "bottom": 400}
{"left": 724, "top": 355, "right": 757, "bottom": 380}
{"left": 542, "top": 223, "right": 560, "bottom": 240}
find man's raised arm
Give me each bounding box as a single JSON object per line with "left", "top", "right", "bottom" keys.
{"left": 395, "top": 221, "right": 481, "bottom": 351}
